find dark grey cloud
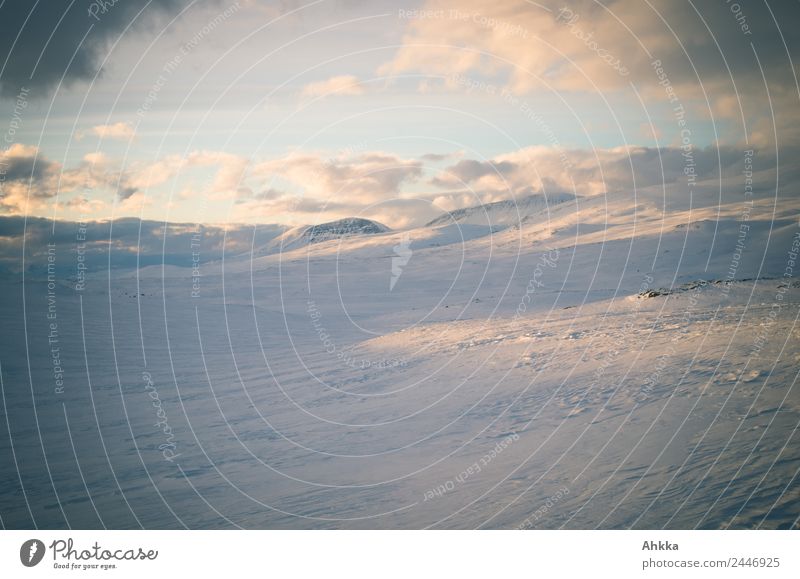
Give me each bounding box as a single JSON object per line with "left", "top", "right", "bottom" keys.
{"left": 117, "top": 184, "right": 139, "bottom": 200}
{"left": 0, "top": 0, "right": 201, "bottom": 99}
{"left": 0, "top": 150, "right": 54, "bottom": 184}
{"left": 0, "top": 145, "right": 61, "bottom": 205}
{"left": 595, "top": 0, "right": 800, "bottom": 78}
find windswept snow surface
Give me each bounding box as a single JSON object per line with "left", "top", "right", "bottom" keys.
{"left": 1, "top": 190, "right": 799, "bottom": 529}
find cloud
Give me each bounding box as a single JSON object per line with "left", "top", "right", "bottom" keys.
{"left": 0, "top": 144, "right": 137, "bottom": 212}
{"left": 420, "top": 152, "right": 460, "bottom": 162}
{"left": 300, "top": 75, "right": 365, "bottom": 98}
{"left": 234, "top": 150, "right": 425, "bottom": 225}
{"left": 429, "top": 145, "right": 784, "bottom": 202}
{"left": 1, "top": 145, "right": 57, "bottom": 210}
{"left": 251, "top": 150, "right": 422, "bottom": 202}
{"left": 0, "top": 0, "right": 199, "bottom": 99}
{"left": 77, "top": 122, "right": 136, "bottom": 141}
{"left": 2, "top": 145, "right": 424, "bottom": 219}
{"left": 384, "top": 0, "right": 800, "bottom": 92}
{"left": 430, "top": 159, "right": 516, "bottom": 187}
{"left": 381, "top": 0, "right": 800, "bottom": 146}
{"left": 8, "top": 142, "right": 792, "bottom": 229}
{"left": 0, "top": 144, "right": 54, "bottom": 185}
{"left": 192, "top": 151, "right": 250, "bottom": 198}
{"left": 122, "top": 150, "right": 250, "bottom": 200}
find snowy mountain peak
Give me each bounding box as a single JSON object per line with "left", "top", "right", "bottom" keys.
{"left": 303, "top": 217, "right": 390, "bottom": 243}
{"left": 426, "top": 193, "right": 575, "bottom": 228}
{"left": 268, "top": 217, "right": 391, "bottom": 253}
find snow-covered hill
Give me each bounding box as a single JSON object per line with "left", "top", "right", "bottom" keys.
{"left": 265, "top": 217, "right": 391, "bottom": 254}
{"left": 1, "top": 187, "right": 798, "bottom": 530}
{"left": 426, "top": 193, "right": 576, "bottom": 229}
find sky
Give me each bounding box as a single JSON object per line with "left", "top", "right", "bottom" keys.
{"left": 0, "top": 0, "right": 798, "bottom": 230}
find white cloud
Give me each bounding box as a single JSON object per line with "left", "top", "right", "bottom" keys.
{"left": 300, "top": 75, "right": 365, "bottom": 98}
{"left": 124, "top": 151, "right": 250, "bottom": 200}
{"left": 252, "top": 150, "right": 422, "bottom": 203}
{"left": 78, "top": 122, "right": 136, "bottom": 141}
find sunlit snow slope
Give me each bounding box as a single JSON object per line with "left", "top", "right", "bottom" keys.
{"left": 1, "top": 188, "right": 798, "bottom": 529}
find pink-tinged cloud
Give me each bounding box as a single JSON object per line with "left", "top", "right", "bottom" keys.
{"left": 300, "top": 75, "right": 365, "bottom": 98}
